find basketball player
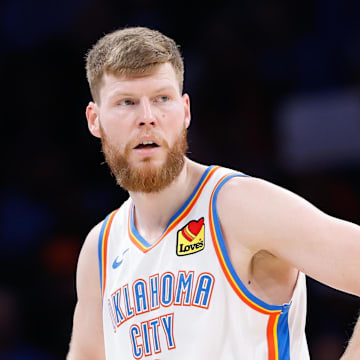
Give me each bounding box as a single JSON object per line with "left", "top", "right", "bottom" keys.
{"left": 67, "top": 27, "right": 360, "bottom": 359}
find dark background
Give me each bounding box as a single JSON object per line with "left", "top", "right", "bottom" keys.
{"left": 1, "top": 0, "right": 360, "bottom": 359}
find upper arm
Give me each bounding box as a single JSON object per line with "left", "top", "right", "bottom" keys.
{"left": 67, "top": 222, "right": 105, "bottom": 360}
{"left": 217, "top": 177, "right": 360, "bottom": 296}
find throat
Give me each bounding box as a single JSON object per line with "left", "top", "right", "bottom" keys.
{"left": 131, "top": 195, "right": 176, "bottom": 246}
{"left": 134, "top": 218, "right": 168, "bottom": 246}
{"left": 129, "top": 160, "right": 203, "bottom": 245}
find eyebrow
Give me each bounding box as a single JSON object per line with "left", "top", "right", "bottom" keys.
{"left": 108, "top": 86, "right": 177, "bottom": 100}
{"left": 152, "top": 86, "right": 177, "bottom": 94}
{"left": 108, "top": 91, "right": 134, "bottom": 99}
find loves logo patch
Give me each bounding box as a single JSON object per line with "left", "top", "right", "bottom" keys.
{"left": 176, "top": 218, "right": 205, "bottom": 256}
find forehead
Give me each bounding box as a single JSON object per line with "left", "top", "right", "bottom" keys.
{"left": 99, "top": 63, "right": 180, "bottom": 100}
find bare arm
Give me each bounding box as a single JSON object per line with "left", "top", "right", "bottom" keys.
{"left": 217, "top": 177, "right": 360, "bottom": 296}
{"left": 67, "top": 222, "right": 105, "bottom": 360}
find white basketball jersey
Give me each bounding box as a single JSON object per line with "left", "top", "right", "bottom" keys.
{"left": 98, "top": 166, "right": 309, "bottom": 359}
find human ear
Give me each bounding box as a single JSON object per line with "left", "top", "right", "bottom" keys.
{"left": 182, "top": 94, "right": 191, "bottom": 128}
{"left": 86, "top": 102, "right": 101, "bottom": 138}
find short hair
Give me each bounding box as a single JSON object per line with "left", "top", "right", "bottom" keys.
{"left": 85, "top": 27, "right": 184, "bottom": 103}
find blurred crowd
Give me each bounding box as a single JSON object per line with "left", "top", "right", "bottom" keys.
{"left": 1, "top": 0, "right": 360, "bottom": 359}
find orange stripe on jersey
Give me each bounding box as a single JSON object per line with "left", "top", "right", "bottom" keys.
{"left": 128, "top": 166, "right": 220, "bottom": 253}
{"left": 267, "top": 313, "right": 280, "bottom": 360}
{"left": 100, "top": 209, "right": 118, "bottom": 297}
{"left": 209, "top": 173, "right": 285, "bottom": 359}
{"left": 209, "top": 174, "right": 280, "bottom": 314}
{"left": 127, "top": 205, "right": 147, "bottom": 253}
{"left": 161, "top": 166, "right": 220, "bottom": 238}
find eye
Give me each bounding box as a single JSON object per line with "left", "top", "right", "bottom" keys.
{"left": 118, "top": 99, "right": 134, "bottom": 106}
{"left": 156, "top": 95, "right": 169, "bottom": 103}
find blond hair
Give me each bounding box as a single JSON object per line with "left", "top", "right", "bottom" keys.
{"left": 85, "top": 27, "right": 184, "bottom": 103}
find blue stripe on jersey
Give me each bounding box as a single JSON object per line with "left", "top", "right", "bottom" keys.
{"left": 98, "top": 212, "right": 113, "bottom": 297}
{"left": 277, "top": 309, "right": 291, "bottom": 360}
{"left": 164, "top": 165, "right": 215, "bottom": 230}
{"left": 212, "top": 173, "right": 290, "bottom": 312}
{"left": 129, "top": 205, "right": 151, "bottom": 248}
{"left": 129, "top": 165, "right": 216, "bottom": 248}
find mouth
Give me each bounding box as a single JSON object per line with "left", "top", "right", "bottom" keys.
{"left": 134, "top": 140, "right": 160, "bottom": 150}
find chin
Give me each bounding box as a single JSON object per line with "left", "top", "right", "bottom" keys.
{"left": 135, "top": 157, "right": 165, "bottom": 168}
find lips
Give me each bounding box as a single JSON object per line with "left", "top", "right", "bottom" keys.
{"left": 134, "top": 140, "right": 159, "bottom": 149}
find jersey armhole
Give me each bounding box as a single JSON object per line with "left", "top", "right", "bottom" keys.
{"left": 208, "top": 173, "right": 294, "bottom": 360}
{"left": 98, "top": 210, "right": 119, "bottom": 300}
{"left": 208, "top": 173, "right": 290, "bottom": 311}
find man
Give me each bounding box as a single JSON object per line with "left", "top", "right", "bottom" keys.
{"left": 67, "top": 27, "right": 360, "bottom": 359}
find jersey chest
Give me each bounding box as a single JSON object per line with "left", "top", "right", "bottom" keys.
{"left": 99, "top": 166, "right": 309, "bottom": 360}
{"left": 102, "top": 200, "right": 231, "bottom": 359}
{"left": 104, "top": 206, "right": 219, "bottom": 319}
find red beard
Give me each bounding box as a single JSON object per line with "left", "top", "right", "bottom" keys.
{"left": 100, "top": 126, "right": 188, "bottom": 193}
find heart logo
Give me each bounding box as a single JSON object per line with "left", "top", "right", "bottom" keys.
{"left": 176, "top": 217, "right": 205, "bottom": 256}
{"left": 188, "top": 218, "right": 204, "bottom": 235}
{"left": 181, "top": 218, "right": 204, "bottom": 242}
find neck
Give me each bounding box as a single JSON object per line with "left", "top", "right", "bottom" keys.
{"left": 129, "top": 158, "right": 207, "bottom": 244}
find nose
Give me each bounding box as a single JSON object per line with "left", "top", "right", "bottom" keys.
{"left": 138, "top": 98, "right": 155, "bottom": 127}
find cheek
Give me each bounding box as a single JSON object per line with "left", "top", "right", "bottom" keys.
{"left": 102, "top": 123, "right": 128, "bottom": 150}
{"left": 101, "top": 113, "right": 130, "bottom": 138}
{"left": 163, "top": 106, "right": 185, "bottom": 124}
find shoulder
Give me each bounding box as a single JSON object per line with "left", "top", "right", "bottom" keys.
{"left": 215, "top": 175, "right": 307, "bottom": 251}
{"left": 76, "top": 221, "right": 104, "bottom": 299}
{"left": 79, "top": 222, "right": 103, "bottom": 266}
{"left": 69, "top": 221, "right": 106, "bottom": 359}
{"left": 216, "top": 175, "right": 280, "bottom": 211}
{"left": 216, "top": 174, "right": 304, "bottom": 213}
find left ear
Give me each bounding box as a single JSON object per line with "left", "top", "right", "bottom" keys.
{"left": 86, "top": 101, "right": 101, "bottom": 138}
{"left": 182, "top": 94, "right": 191, "bottom": 128}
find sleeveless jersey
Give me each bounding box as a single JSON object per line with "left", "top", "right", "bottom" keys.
{"left": 98, "top": 165, "right": 309, "bottom": 360}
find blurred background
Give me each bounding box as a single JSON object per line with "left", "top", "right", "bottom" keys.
{"left": 1, "top": 0, "right": 360, "bottom": 359}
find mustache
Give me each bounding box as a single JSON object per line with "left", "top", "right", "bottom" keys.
{"left": 126, "top": 133, "right": 169, "bottom": 151}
